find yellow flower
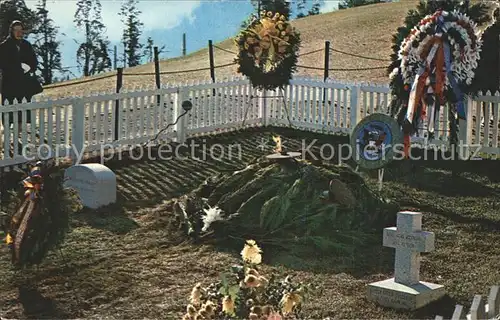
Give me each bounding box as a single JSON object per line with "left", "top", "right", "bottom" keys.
{"left": 268, "top": 312, "right": 283, "bottom": 320}
{"left": 249, "top": 313, "right": 259, "bottom": 320}
{"left": 222, "top": 295, "right": 235, "bottom": 315}
{"left": 280, "top": 15, "right": 286, "bottom": 21}
{"left": 241, "top": 239, "right": 262, "bottom": 264}
{"left": 262, "top": 305, "right": 274, "bottom": 316}
{"left": 280, "top": 292, "right": 302, "bottom": 314}
{"left": 250, "top": 305, "right": 262, "bottom": 316}
{"left": 193, "top": 314, "right": 205, "bottom": 320}
{"left": 267, "top": 11, "right": 273, "bottom": 17}
{"left": 246, "top": 268, "right": 260, "bottom": 276}
{"left": 190, "top": 283, "right": 203, "bottom": 306}
{"left": 187, "top": 304, "right": 197, "bottom": 316}
{"left": 259, "top": 276, "right": 269, "bottom": 287}
{"left": 201, "top": 300, "right": 215, "bottom": 316}
{"left": 197, "top": 309, "right": 210, "bottom": 319}
{"left": 244, "top": 274, "right": 260, "bottom": 287}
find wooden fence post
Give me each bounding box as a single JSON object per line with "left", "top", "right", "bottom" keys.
{"left": 71, "top": 98, "right": 85, "bottom": 164}
{"left": 154, "top": 46, "right": 161, "bottom": 105}
{"left": 114, "top": 67, "right": 123, "bottom": 141}
{"left": 208, "top": 40, "right": 216, "bottom": 95}
{"left": 323, "top": 40, "right": 330, "bottom": 104}
{"left": 182, "top": 33, "right": 186, "bottom": 56}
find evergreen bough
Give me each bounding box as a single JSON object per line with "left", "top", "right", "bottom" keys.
{"left": 3, "top": 164, "right": 82, "bottom": 268}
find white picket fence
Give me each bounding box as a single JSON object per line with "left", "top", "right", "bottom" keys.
{"left": 0, "top": 75, "right": 499, "bottom": 168}
{"left": 435, "top": 285, "right": 500, "bottom": 320}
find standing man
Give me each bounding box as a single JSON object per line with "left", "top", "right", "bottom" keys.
{"left": 0, "top": 20, "right": 42, "bottom": 128}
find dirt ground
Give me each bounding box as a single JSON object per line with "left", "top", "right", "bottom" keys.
{"left": 1, "top": 127, "right": 500, "bottom": 319}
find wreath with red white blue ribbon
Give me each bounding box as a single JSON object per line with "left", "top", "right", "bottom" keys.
{"left": 389, "top": 9, "right": 482, "bottom": 156}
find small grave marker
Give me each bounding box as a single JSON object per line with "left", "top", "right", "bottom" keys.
{"left": 451, "top": 304, "right": 466, "bottom": 320}
{"left": 488, "top": 285, "right": 500, "bottom": 318}
{"left": 64, "top": 163, "right": 116, "bottom": 209}
{"left": 367, "top": 211, "right": 445, "bottom": 310}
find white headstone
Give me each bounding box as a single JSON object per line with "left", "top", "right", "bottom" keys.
{"left": 367, "top": 211, "right": 445, "bottom": 310}
{"left": 64, "top": 163, "right": 116, "bottom": 209}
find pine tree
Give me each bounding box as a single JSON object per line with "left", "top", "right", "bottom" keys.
{"left": 251, "top": 0, "right": 291, "bottom": 19}
{"left": 142, "top": 37, "right": 166, "bottom": 63}
{"left": 0, "top": 0, "right": 37, "bottom": 41}
{"left": 296, "top": 0, "right": 307, "bottom": 18}
{"left": 338, "top": 0, "right": 381, "bottom": 10}
{"left": 119, "top": 0, "right": 144, "bottom": 67}
{"left": 74, "top": 0, "right": 112, "bottom": 76}
{"left": 31, "top": 0, "right": 62, "bottom": 85}
{"left": 307, "top": 1, "right": 321, "bottom": 16}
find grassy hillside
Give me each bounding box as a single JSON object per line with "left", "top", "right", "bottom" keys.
{"left": 41, "top": 1, "right": 420, "bottom": 99}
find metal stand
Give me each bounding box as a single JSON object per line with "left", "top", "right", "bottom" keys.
{"left": 241, "top": 87, "right": 292, "bottom": 127}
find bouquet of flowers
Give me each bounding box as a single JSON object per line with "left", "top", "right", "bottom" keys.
{"left": 183, "top": 240, "right": 312, "bottom": 319}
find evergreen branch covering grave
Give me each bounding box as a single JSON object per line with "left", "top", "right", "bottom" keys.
{"left": 172, "top": 155, "right": 399, "bottom": 258}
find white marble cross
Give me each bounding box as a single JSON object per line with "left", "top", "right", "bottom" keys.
{"left": 383, "top": 211, "right": 435, "bottom": 286}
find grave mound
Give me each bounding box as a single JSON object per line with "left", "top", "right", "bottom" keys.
{"left": 172, "top": 154, "right": 399, "bottom": 258}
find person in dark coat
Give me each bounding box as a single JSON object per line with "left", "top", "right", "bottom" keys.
{"left": 0, "top": 20, "right": 39, "bottom": 127}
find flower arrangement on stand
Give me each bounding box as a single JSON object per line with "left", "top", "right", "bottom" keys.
{"left": 234, "top": 10, "right": 301, "bottom": 91}
{"left": 388, "top": 8, "right": 483, "bottom": 157}
{"left": 183, "top": 240, "right": 312, "bottom": 319}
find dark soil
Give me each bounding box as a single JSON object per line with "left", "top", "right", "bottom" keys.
{"left": 1, "top": 127, "right": 499, "bottom": 319}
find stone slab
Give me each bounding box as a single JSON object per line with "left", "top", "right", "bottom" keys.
{"left": 64, "top": 163, "right": 116, "bottom": 209}
{"left": 367, "top": 278, "right": 445, "bottom": 310}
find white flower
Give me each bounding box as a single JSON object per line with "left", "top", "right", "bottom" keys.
{"left": 389, "top": 68, "right": 399, "bottom": 80}
{"left": 201, "top": 205, "right": 223, "bottom": 232}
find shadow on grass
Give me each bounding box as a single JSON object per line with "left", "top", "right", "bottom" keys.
{"left": 410, "top": 294, "right": 460, "bottom": 319}
{"left": 71, "top": 199, "right": 139, "bottom": 235}
{"left": 18, "top": 284, "right": 71, "bottom": 319}
{"left": 265, "top": 244, "right": 395, "bottom": 277}
{"left": 381, "top": 161, "right": 499, "bottom": 198}
{"left": 209, "top": 231, "right": 395, "bottom": 278}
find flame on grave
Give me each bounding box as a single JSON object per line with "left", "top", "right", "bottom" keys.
{"left": 273, "top": 135, "right": 282, "bottom": 154}
{"left": 5, "top": 233, "right": 13, "bottom": 245}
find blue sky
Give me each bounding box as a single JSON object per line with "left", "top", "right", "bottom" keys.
{"left": 24, "top": 0, "right": 341, "bottom": 79}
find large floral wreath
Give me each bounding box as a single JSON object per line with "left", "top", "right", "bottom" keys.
{"left": 235, "top": 10, "right": 301, "bottom": 91}
{"left": 389, "top": 9, "right": 482, "bottom": 155}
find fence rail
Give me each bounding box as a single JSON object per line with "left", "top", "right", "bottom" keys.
{"left": 435, "top": 285, "right": 500, "bottom": 320}
{"left": 1, "top": 75, "right": 500, "bottom": 169}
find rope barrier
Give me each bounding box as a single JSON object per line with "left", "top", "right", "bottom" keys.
{"left": 297, "top": 64, "right": 387, "bottom": 71}
{"left": 43, "top": 73, "right": 116, "bottom": 89}
{"left": 329, "top": 66, "right": 387, "bottom": 71}
{"left": 298, "top": 48, "right": 323, "bottom": 57}
{"left": 329, "top": 47, "right": 391, "bottom": 62}
{"left": 122, "top": 62, "right": 236, "bottom": 76}
{"left": 213, "top": 45, "right": 237, "bottom": 55}
{"left": 213, "top": 44, "right": 323, "bottom": 58}
{"left": 43, "top": 45, "right": 389, "bottom": 89}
